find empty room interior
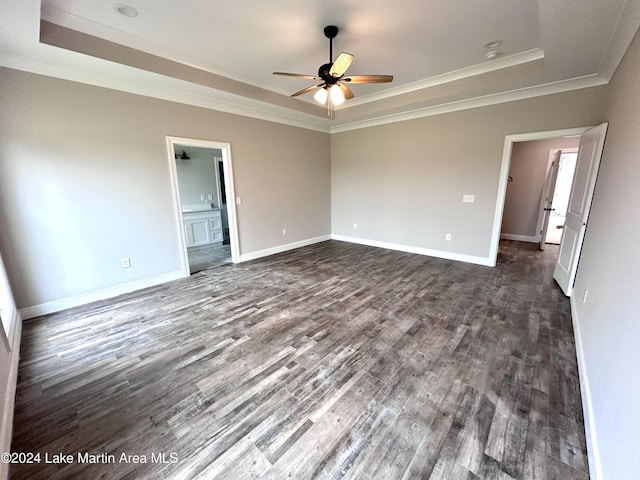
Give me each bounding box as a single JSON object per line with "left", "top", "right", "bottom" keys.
{"left": 1, "top": 1, "right": 639, "bottom": 479}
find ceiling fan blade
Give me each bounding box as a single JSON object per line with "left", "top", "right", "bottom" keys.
{"left": 273, "top": 72, "right": 322, "bottom": 80}
{"left": 343, "top": 75, "right": 394, "bottom": 84}
{"left": 290, "top": 84, "right": 323, "bottom": 97}
{"left": 337, "top": 83, "right": 355, "bottom": 100}
{"left": 330, "top": 52, "right": 354, "bottom": 77}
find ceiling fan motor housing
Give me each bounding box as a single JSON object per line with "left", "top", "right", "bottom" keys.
{"left": 318, "top": 63, "right": 339, "bottom": 83}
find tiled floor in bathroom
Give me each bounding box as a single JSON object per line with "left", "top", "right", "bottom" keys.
{"left": 188, "top": 243, "right": 232, "bottom": 273}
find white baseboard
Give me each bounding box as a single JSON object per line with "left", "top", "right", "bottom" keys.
{"left": 240, "top": 235, "right": 331, "bottom": 263}
{"left": 500, "top": 233, "right": 540, "bottom": 243}
{"left": 0, "top": 318, "right": 21, "bottom": 480}
{"left": 20, "top": 236, "right": 333, "bottom": 319}
{"left": 570, "top": 296, "right": 602, "bottom": 480}
{"left": 331, "top": 234, "right": 494, "bottom": 267}
{"left": 19, "top": 234, "right": 486, "bottom": 318}
{"left": 19, "top": 270, "right": 186, "bottom": 320}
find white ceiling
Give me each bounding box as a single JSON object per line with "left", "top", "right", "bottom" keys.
{"left": 2, "top": 0, "right": 640, "bottom": 131}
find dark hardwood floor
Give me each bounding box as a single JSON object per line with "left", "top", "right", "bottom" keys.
{"left": 9, "top": 240, "right": 588, "bottom": 479}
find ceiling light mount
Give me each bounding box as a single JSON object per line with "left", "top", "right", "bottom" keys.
{"left": 324, "top": 25, "right": 339, "bottom": 40}
{"left": 114, "top": 3, "right": 138, "bottom": 18}
{"left": 484, "top": 39, "right": 502, "bottom": 49}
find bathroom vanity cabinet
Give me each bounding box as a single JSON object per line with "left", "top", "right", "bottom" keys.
{"left": 182, "top": 209, "right": 223, "bottom": 247}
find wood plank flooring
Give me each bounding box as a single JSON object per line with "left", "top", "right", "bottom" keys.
{"left": 9, "top": 240, "right": 589, "bottom": 479}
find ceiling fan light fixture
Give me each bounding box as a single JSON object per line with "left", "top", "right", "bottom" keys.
{"left": 273, "top": 25, "right": 393, "bottom": 112}
{"left": 314, "top": 87, "right": 328, "bottom": 104}
{"left": 330, "top": 84, "right": 345, "bottom": 105}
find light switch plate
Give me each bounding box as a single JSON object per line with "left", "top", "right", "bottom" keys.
{"left": 463, "top": 195, "right": 475, "bottom": 203}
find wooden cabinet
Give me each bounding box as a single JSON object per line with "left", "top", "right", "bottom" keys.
{"left": 183, "top": 210, "right": 223, "bottom": 247}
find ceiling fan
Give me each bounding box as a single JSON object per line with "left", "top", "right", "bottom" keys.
{"left": 273, "top": 25, "right": 393, "bottom": 115}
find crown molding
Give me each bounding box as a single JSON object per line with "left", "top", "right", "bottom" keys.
{"left": 598, "top": 0, "right": 640, "bottom": 79}
{"left": 0, "top": 48, "right": 608, "bottom": 136}
{"left": 1, "top": 0, "right": 637, "bottom": 136}
{"left": 330, "top": 74, "right": 608, "bottom": 133}
{"left": 0, "top": 51, "right": 333, "bottom": 133}
{"left": 343, "top": 48, "right": 545, "bottom": 108}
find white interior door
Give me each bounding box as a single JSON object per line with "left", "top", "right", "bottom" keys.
{"left": 553, "top": 123, "right": 608, "bottom": 296}
{"left": 539, "top": 150, "right": 562, "bottom": 251}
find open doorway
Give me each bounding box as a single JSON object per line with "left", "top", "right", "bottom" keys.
{"left": 544, "top": 150, "right": 578, "bottom": 245}
{"left": 500, "top": 138, "right": 580, "bottom": 246}
{"left": 166, "top": 137, "right": 240, "bottom": 276}
{"left": 489, "top": 126, "right": 589, "bottom": 266}
{"left": 491, "top": 124, "right": 608, "bottom": 296}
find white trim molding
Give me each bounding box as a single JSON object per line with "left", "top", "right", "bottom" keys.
{"left": 345, "top": 49, "right": 545, "bottom": 107}
{"left": 240, "top": 235, "right": 331, "bottom": 263}
{"left": 489, "top": 127, "right": 592, "bottom": 267}
{"left": 0, "top": 318, "right": 21, "bottom": 480}
{"left": 331, "top": 235, "right": 494, "bottom": 267}
{"left": 19, "top": 270, "right": 185, "bottom": 320}
{"left": 330, "top": 75, "right": 607, "bottom": 134}
{"left": 570, "top": 295, "right": 603, "bottom": 480}
{"left": 598, "top": 0, "right": 640, "bottom": 80}
{"left": 165, "top": 136, "right": 242, "bottom": 273}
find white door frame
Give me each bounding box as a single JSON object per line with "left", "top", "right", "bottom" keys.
{"left": 166, "top": 136, "right": 241, "bottom": 276}
{"left": 490, "top": 127, "right": 590, "bottom": 266}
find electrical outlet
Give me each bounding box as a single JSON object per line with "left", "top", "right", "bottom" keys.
{"left": 200, "top": 194, "right": 205, "bottom": 201}
{"left": 121, "top": 258, "right": 131, "bottom": 268}
{"left": 236, "top": 196, "right": 242, "bottom": 205}
{"left": 207, "top": 194, "right": 213, "bottom": 201}
{"left": 353, "top": 223, "right": 358, "bottom": 230}
{"left": 446, "top": 233, "right": 452, "bottom": 241}
{"left": 282, "top": 227, "right": 287, "bottom": 236}
{"left": 582, "top": 288, "right": 589, "bottom": 303}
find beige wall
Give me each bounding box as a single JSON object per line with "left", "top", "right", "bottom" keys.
{"left": 331, "top": 89, "right": 607, "bottom": 260}
{"left": 502, "top": 137, "right": 580, "bottom": 239}
{"left": 572, "top": 30, "right": 640, "bottom": 479}
{"left": 0, "top": 68, "right": 331, "bottom": 310}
